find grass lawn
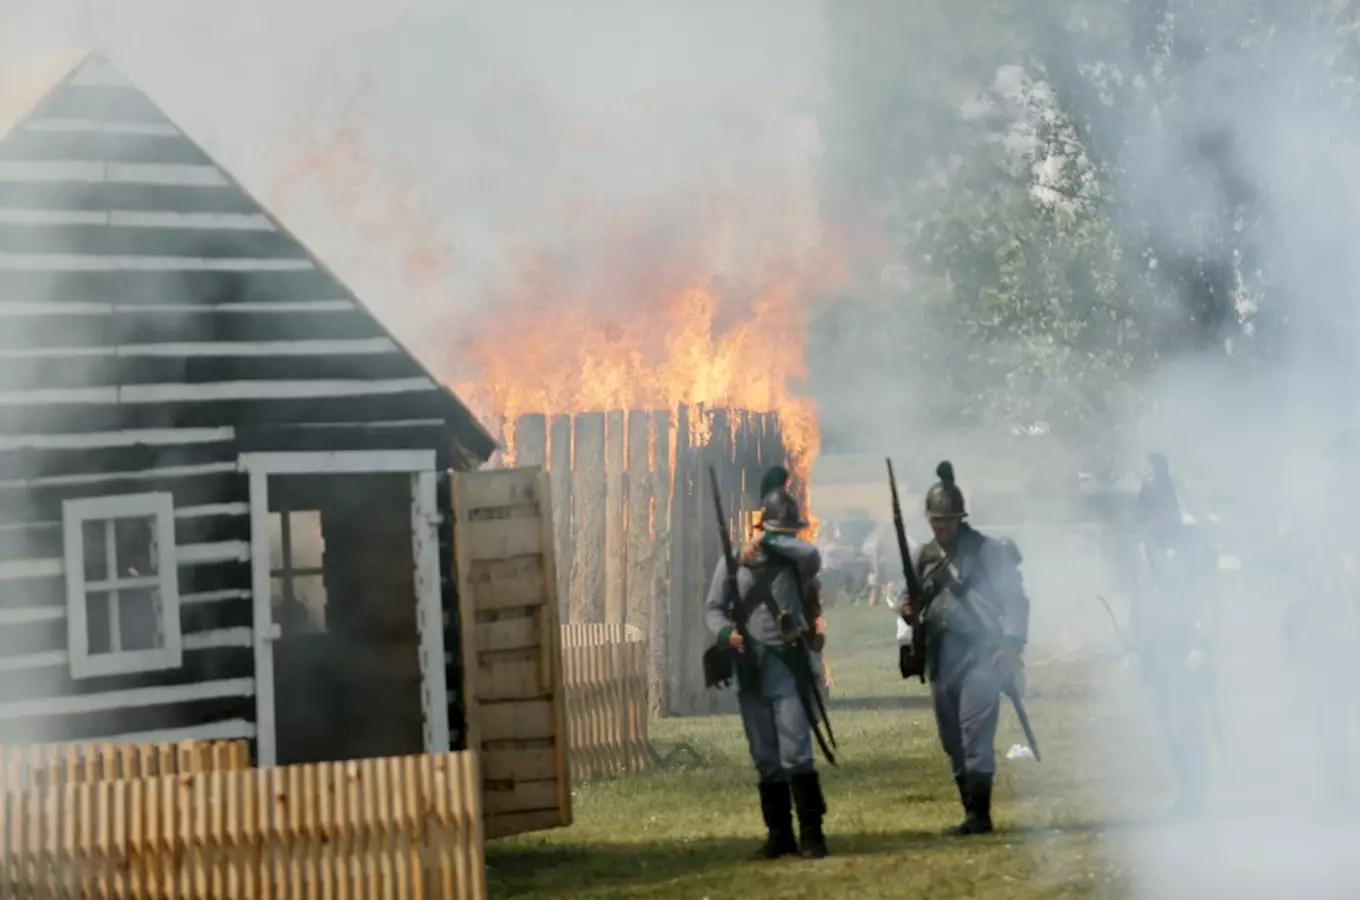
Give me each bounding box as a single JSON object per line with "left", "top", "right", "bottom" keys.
{"left": 486, "top": 604, "right": 1188, "bottom": 899}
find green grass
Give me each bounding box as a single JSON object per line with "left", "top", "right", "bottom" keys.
{"left": 487, "top": 605, "right": 1179, "bottom": 899}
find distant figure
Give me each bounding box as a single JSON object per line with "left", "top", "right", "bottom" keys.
{"left": 900, "top": 461, "right": 1029, "bottom": 836}
{"left": 705, "top": 487, "right": 831, "bottom": 859}
{"left": 1128, "top": 451, "right": 1219, "bottom": 818}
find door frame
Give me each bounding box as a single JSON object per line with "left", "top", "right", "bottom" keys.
{"left": 238, "top": 449, "right": 450, "bottom": 767}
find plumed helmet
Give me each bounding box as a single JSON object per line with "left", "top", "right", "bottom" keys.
{"left": 759, "top": 488, "right": 806, "bottom": 534}
{"left": 758, "top": 465, "right": 791, "bottom": 498}
{"left": 924, "top": 460, "right": 967, "bottom": 518}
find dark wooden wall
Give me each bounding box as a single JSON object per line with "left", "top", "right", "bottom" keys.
{"left": 0, "top": 56, "right": 493, "bottom": 755}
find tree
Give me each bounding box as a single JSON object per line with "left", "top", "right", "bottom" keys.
{"left": 815, "top": 0, "right": 1360, "bottom": 469}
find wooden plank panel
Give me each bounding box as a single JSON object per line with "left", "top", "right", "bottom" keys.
{"left": 478, "top": 748, "right": 555, "bottom": 783}
{"left": 459, "top": 559, "right": 545, "bottom": 612}
{"left": 477, "top": 660, "right": 542, "bottom": 701}
{"left": 0, "top": 749, "right": 489, "bottom": 898}
{"left": 604, "top": 410, "right": 626, "bottom": 625}
{"left": 0, "top": 222, "right": 306, "bottom": 260}
{"left": 0, "top": 268, "right": 343, "bottom": 307}
{"left": 649, "top": 411, "right": 671, "bottom": 718}
{"left": 625, "top": 411, "right": 652, "bottom": 640}
{"left": 481, "top": 779, "right": 559, "bottom": 817}
{"left": 548, "top": 415, "right": 573, "bottom": 625}
{"left": 0, "top": 128, "right": 212, "bottom": 165}
{"left": 450, "top": 466, "right": 568, "bottom": 842}
{"left": 449, "top": 467, "right": 540, "bottom": 511}
{"left": 667, "top": 405, "right": 693, "bottom": 715}
{"left": 569, "top": 413, "right": 606, "bottom": 624}
{"left": 474, "top": 617, "right": 539, "bottom": 653}
{"left": 460, "top": 516, "right": 544, "bottom": 562}
{"left": 479, "top": 701, "right": 554, "bottom": 742}
{"left": 513, "top": 415, "right": 547, "bottom": 468}
{"left": 0, "top": 182, "right": 259, "bottom": 216}
{"left": 36, "top": 84, "right": 171, "bottom": 122}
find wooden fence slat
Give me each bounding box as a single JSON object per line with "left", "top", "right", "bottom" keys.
{"left": 514, "top": 414, "right": 548, "bottom": 468}
{"left": 604, "top": 410, "right": 627, "bottom": 626}
{"left": 668, "top": 404, "right": 693, "bottom": 715}
{"left": 650, "top": 410, "right": 672, "bottom": 717}
{"left": 571, "top": 412, "right": 607, "bottom": 624}
{"left": 548, "top": 414, "right": 574, "bottom": 625}
{"left": 0, "top": 747, "right": 484, "bottom": 900}
{"left": 559, "top": 625, "right": 651, "bottom": 782}
{"left": 625, "top": 410, "right": 652, "bottom": 647}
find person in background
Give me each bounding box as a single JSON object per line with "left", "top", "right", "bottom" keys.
{"left": 1127, "top": 451, "right": 1219, "bottom": 818}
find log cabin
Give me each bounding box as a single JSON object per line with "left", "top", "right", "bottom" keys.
{"left": 0, "top": 53, "right": 501, "bottom": 769}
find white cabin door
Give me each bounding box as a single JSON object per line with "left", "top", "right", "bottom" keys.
{"left": 240, "top": 450, "right": 448, "bottom": 768}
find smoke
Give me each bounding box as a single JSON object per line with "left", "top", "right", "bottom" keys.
{"left": 807, "top": 2, "right": 1360, "bottom": 897}
{"left": 102, "top": 0, "right": 827, "bottom": 384}
{"left": 1069, "top": 15, "right": 1360, "bottom": 896}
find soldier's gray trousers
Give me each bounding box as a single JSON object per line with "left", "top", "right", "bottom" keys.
{"left": 738, "top": 648, "right": 814, "bottom": 784}
{"left": 931, "top": 630, "right": 1002, "bottom": 777}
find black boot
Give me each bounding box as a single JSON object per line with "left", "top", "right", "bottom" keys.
{"left": 753, "top": 781, "right": 798, "bottom": 860}
{"left": 946, "top": 772, "right": 994, "bottom": 836}
{"left": 791, "top": 771, "right": 829, "bottom": 859}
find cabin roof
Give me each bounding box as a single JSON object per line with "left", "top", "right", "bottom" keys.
{"left": 0, "top": 52, "right": 496, "bottom": 468}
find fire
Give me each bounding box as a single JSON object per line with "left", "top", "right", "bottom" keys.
{"left": 449, "top": 215, "right": 831, "bottom": 491}
{"left": 261, "top": 85, "right": 835, "bottom": 499}
{"left": 266, "top": 81, "right": 458, "bottom": 352}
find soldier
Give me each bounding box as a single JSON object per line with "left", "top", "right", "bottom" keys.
{"left": 900, "top": 461, "right": 1029, "bottom": 835}
{"left": 705, "top": 485, "right": 831, "bottom": 860}
{"left": 1127, "top": 451, "right": 1219, "bottom": 818}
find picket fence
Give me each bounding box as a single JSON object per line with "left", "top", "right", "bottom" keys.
{"left": 561, "top": 624, "right": 650, "bottom": 781}
{"left": 0, "top": 741, "right": 486, "bottom": 900}
{"left": 0, "top": 740, "right": 251, "bottom": 791}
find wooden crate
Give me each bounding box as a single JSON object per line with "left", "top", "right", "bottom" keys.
{"left": 0, "top": 749, "right": 486, "bottom": 899}
{"left": 451, "top": 467, "right": 571, "bottom": 841}
{"left": 561, "top": 624, "right": 649, "bottom": 781}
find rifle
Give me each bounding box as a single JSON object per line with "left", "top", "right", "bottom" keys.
{"left": 887, "top": 458, "right": 928, "bottom": 682}
{"left": 707, "top": 466, "right": 837, "bottom": 765}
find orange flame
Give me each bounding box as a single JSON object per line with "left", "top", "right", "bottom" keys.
{"left": 449, "top": 210, "right": 831, "bottom": 488}
{"left": 264, "top": 87, "right": 835, "bottom": 498}
{"left": 266, "top": 80, "right": 458, "bottom": 338}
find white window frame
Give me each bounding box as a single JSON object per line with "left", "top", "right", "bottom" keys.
{"left": 62, "top": 492, "right": 183, "bottom": 679}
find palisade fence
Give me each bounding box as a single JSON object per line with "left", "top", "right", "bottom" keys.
{"left": 0, "top": 741, "right": 487, "bottom": 899}
{"left": 510, "top": 404, "right": 795, "bottom": 718}
{"left": 560, "top": 624, "right": 649, "bottom": 781}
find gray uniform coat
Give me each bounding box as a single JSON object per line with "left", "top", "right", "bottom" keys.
{"left": 917, "top": 525, "right": 1028, "bottom": 777}
{"left": 705, "top": 533, "right": 822, "bottom": 784}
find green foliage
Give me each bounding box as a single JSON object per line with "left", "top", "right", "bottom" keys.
{"left": 815, "top": 0, "right": 1360, "bottom": 463}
